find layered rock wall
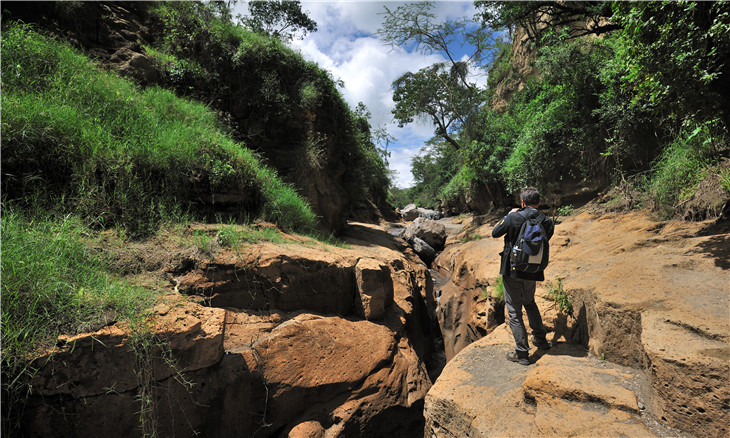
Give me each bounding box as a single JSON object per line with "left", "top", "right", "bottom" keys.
{"left": 21, "top": 223, "right": 438, "bottom": 437}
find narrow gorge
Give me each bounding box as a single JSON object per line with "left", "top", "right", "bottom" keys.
{"left": 19, "top": 197, "right": 730, "bottom": 437}
{"left": 3, "top": 2, "right": 729, "bottom": 437}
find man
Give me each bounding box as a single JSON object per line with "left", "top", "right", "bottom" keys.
{"left": 492, "top": 187, "right": 554, "bottom": 365}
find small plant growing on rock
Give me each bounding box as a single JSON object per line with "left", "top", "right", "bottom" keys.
{"left": 217, "top": 225, "right": 243, "bottom": 249}
{"left": 193, "top": 230, "right": 219, "bottom": 258}
{"left": 545, "top": 277, "right": 573, "bottom": 315}
{"left": 720, "top": 168, "right": 730, "bottom": 194}
{"left": 461, "top": 233, "right": 483, "bottom": 243}
{"left": 484, "top": 277, "right": 504, "bottom": 303}
{"left": 557, "top": 204, "right": 575, "bottom": 217}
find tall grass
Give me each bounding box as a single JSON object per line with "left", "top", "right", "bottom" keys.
{"left": 1, "top": 21, "right": 316, "bottom": 236}
{"left": 0, "top": 210, "right": 156, "bottom": 431}
{"left": 650, "top": 121, "right": 722, "bottom": 217}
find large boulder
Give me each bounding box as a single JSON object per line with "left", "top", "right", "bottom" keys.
{"left": 401, "top": 204, "right": 443, "bottom": 221}
{"left": 424, "top": 328, "right": 662, "bottom": 437}
{"left": 228, "top": 312, "right": 430, "bottom": 436}
{"left": 403, "top": 217, "right": 447, "bottom": 251}
{"left": 401, "top": 204, "right": 420, "bottom": 221}
{"left": 411, "top": 237, "right": 437, "bottom": 266}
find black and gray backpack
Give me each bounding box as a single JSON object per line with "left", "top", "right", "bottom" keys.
{"left": 510, "top": 211, "right": 550, "bottom": 274}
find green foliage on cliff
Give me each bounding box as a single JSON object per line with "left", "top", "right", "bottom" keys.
{"left": 399, "top": 1, "right": 729, "bottom": 218}
{"left": 1, "top": 21, "right": 316, "bottom": 235}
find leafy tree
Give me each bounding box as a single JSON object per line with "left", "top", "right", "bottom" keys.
{"left": 242, "top": 0, "right": 317, "bottom": 42}
{"left": 379, "top": 0, "right": 494, "bottom": 149}
{"left": 409, "top": 138, "right": 463, "bottom": 208}
{"left": 379, "top": 1, "right": 494, "bottom": 84}
{"left": 392, "top": 64, "right": 479, "bottom": 150}
{"left": 387, "top": 186, "right": 412, "bottom": 209}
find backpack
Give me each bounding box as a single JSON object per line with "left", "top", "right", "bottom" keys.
{"left": 510, "top": 210, "right": 549, "bottom": 274}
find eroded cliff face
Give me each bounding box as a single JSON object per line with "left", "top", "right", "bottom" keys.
{"left": 490, "top": 25, "right": 537, "bottom": 113}
{"left": 21, "top": 223, "right": 438, "bottom": 437}
{"left": 425, "top": 203, "right": 730, "bottom": 438}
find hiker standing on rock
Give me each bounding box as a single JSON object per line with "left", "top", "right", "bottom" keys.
{"left": 492, "top": 187, "right": 554, "bottom": 366}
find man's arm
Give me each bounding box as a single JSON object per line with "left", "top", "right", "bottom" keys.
{"left": 492, "top": 213, "right": 514, "bottom": 238}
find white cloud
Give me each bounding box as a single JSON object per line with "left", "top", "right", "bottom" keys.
{"left": 386, "top": 135, "right": 423, "bottom": 188}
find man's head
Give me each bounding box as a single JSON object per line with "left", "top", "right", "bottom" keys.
{"left": 520, "top": 187, "right": 540, "bottom": 207}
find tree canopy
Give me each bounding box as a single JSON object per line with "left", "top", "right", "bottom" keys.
{"left": 242, "top": 0, "right": 317, "bottom": 42}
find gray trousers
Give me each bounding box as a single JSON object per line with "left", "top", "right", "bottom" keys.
{"left": 503, "top": 275, "right": 548, "bottom": 358}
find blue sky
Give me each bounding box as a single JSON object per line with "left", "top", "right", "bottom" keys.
{"left": 236, "top": 1, "right": 484, "bottom": 188}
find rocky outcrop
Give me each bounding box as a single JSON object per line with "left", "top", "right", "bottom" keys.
{"left": 427, "top": 210, "right": 730, "bottom": 438}
{"left": 21, "top": 223, "right": 437, "bottom": 437}
{"left": 31, "top": 300, "right": 226, "bottom": 400}
{"left": 401, "top": 204, "right": 443, "bottom": 221}
{"left": 490, "top": 25, "right": 538, "bottom": 113}
{"left": 424, "top": 327, "right": 666, "bottom": 437}
{"left": 551, "top": 212, "right": 730, "bottom": 437}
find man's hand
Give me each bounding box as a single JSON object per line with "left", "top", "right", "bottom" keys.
{"left": 509, "top": 207, "right": 519, "bottom": 214}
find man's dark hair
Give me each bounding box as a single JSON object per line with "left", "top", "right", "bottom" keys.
{"left": 520, "top": 187, "right": 540, "bottom": 206}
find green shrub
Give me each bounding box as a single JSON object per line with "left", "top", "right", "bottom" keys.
{"left": 557, "top": 205, "right": 575, "bottom": 217}
{"left": 650, "top": 121, "right": 722, "bottom": 217}
{"left": 545, "top": 277, "right": 572, "bottom": 315}
{"left": 461, "top": 233, "right": 483, "bottom": 243}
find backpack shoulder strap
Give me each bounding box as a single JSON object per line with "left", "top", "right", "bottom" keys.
{"left": 516, "top": 209, "right": 531, "bottom": 221}
{"left": 518, "top": 208, "right": 545, "bottom": 223}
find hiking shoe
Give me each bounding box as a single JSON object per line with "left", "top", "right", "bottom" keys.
{"left": 506, "top": 351, "right": 530, "bottom": 366}
{"left": 531, "top": 336, "right": 552, "bottom": 350}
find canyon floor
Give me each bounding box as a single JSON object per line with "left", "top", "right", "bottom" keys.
{"left": 16, "top": 196, "right": 730, "bottom": 438}
{"left": 427, "top": 196, "right": 729, "bottom": 438}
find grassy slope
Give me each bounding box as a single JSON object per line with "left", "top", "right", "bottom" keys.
{"left": 1, "top": 21, "right": 317, "bottom": 236}
{"left": 0, "top": 20, "right": 322, "bottom": 424}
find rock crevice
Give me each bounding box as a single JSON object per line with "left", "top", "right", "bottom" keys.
{"left": 21, "top": 223, "right": 438, "bottom": 437}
